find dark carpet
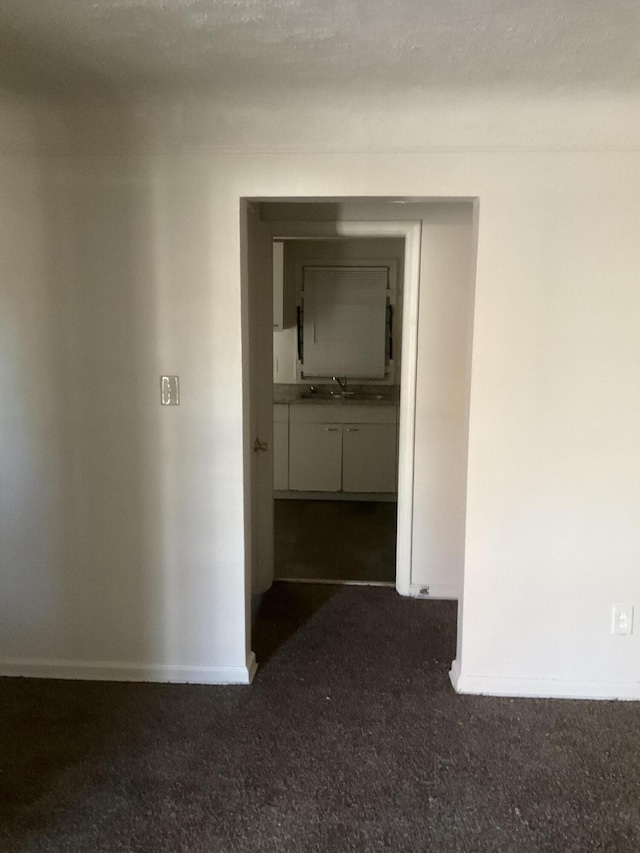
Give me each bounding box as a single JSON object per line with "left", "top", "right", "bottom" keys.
{"left": 2, "top": 584, "right": 640, "bottom": 852}
{"left": 275, "top": 500, "right": 397, "bottom": 583}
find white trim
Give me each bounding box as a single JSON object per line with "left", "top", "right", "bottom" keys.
{"left": 268, "top": 221, "right": 420, "bottom": 241}
{"left": 450, "top": 664, "right": 640, "bottom": 701}
{"left": 0, "top": 652, "right": 257, "bottom": 685}
{"left": 274, "top": 578, "right": 395, "bottom": 587}
{"left": 449, "top": 658, "right": 462, "bottom": 691}
{"left": 395, "top": 222, "right": 422, "bottom": 597}
{"left": 246, "top": 651, "right": 258, "bottom": 683}
{"left": 406, "top": 583, "right": 459, "bottom": 600}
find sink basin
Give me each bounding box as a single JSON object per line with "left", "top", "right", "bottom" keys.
{"left": 299, "top": 391, "right": 388, "bottom": 402}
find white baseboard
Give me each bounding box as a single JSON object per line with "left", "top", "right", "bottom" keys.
{"left": 0, "top": 652, "right": 257, "bottom": 686}
{"left": 246, "top": 651, "right": 258, "bottom": 683}
{"left": 449, "top": 658, "right": 462, "bottom": 691}
{"left": 449, "top": 662, "right": 640, "bottom": 701}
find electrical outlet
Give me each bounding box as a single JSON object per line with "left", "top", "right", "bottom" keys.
{"left": 612, "top": 605, "right": 634, "bottom": 635}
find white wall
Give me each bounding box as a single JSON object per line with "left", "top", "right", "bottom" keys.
{"left": 412, "top": 205, "right": 475, "bottom": 598}
{"left": 2, "top": 92, "right": 640, "bottom": 698}
{"left": 455, "top": 157, "right": 640, "bottom": 699}
{"left": 1, "top": 146, "right": 251, "bottom": 682}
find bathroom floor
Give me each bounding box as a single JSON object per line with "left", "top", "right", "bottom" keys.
{"left": 274, "top": 499, "right": 397, "bottom": 584}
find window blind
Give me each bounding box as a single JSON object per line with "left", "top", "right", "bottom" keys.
{"left": 302, "top": 266, "right": 388, "bottom": 378}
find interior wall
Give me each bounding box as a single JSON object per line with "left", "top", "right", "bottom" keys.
{"left": 0, "top": 147, "right": 251, "bottom": 682}
{"left": 412, "top": 205, "right": 475, "bottom": 598}
{"left": 0, "top": 88, "right": 67, "bottom": 155}
{"left": 30, "top": 90, "right": 640, "bottom": 155}
{"left": 274, "top": 237, "right": 405, "bottom": 385}
{"left": 2, "top": 93, "right": 640, "bottom": 698}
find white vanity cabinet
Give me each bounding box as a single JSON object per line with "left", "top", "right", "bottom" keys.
{"left": 287, "top": 404, "right": 397, "bottom": 494}
{"left": 342, "top": 423, "right": 397, "bottom": 492}
{"left": 289, "top": 422, "right": 342, "bottom": 491}
{"left": 273, "top": 404, "right": 289, "bottom": 491}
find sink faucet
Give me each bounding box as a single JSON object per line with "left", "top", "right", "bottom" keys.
{"left": 332, "top": 376, "right": 348, "bottom": 392}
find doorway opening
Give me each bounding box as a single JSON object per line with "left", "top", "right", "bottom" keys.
{"left": 273, "top": 235, "right": 404, "bottom": 586}
{"left": 241, "top": 198, "right": 477, "bottom": 675}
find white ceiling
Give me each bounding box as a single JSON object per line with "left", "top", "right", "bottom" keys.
{"left": 1, "top": 0, "right": 640, "bottom": 97}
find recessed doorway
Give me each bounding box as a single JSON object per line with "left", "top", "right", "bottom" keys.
{"left": 241, "top": 197, "right": 477, "bottom": 677}
{"left": 272, "top": 233, "right": 405, "bottom": 586}
{"left": 242, "top": 206, "right": 422, "bottom": 598}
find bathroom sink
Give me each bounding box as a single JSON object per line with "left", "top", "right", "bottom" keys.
{"left": 299, "top": 390, "right": 388, "bottom": 402}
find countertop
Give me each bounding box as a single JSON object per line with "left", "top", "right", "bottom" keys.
{"left": 274, "top": 384, "right": 400, "bottom": 407}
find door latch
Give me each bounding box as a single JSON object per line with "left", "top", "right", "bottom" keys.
{"left": 253, "top": 437, "right": 268, "bottom": 452}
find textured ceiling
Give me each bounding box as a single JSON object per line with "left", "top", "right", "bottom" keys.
{"left": 1, "top": 0, "right": 640, "bottom": 97}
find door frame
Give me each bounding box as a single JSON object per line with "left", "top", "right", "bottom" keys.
{"left": 246, "top": 216, "right": 422, "bottom": 598}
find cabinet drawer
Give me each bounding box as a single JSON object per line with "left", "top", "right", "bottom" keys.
{"left": 290, "top": 404, "right": 396, "bottom": 424}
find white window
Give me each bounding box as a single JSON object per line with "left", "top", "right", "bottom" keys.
{"left": 301, "top": 266, "right": 389, "bottom": 379}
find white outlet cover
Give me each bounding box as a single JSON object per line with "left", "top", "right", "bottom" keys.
{"left": 612, "top": 605, "right": 634, "bottom": 635}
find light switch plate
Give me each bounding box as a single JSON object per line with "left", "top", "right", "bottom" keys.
{"left": 160, "top": 375, "right": 180, "bottom": 406}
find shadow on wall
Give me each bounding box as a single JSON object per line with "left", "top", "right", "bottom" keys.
{"left": 0, "top": 23, "right": 179, "bottom": 840}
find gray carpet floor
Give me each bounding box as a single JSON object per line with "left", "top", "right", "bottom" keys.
{"left": 2, "top": 583, "right": 640, "bottom": 852}
{"left": 274, "top": 499, "right": 397, "bottom": 583}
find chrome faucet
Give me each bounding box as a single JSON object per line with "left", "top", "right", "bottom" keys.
{"left": 332, "top": 376, "right": 348, "bottom": 392}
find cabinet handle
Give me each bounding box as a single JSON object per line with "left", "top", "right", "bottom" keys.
{"left": 345, "top": 428, "right": 359, "bottom": 432}
{"left": 325, "top": 427, "right": 339, "bottom": 432}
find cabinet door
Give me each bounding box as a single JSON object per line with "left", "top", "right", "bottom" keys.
{"left": 272, "top": 241, "right": 284, "bottom": 331}
{"left": 273, "top": 422, "right": 289, "bottom": 490}
{"left": 289, "top": 423, "right": 342, "bottom": 491}
{"left": 342, "top": 424, "right": 397, "bottom": 493}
